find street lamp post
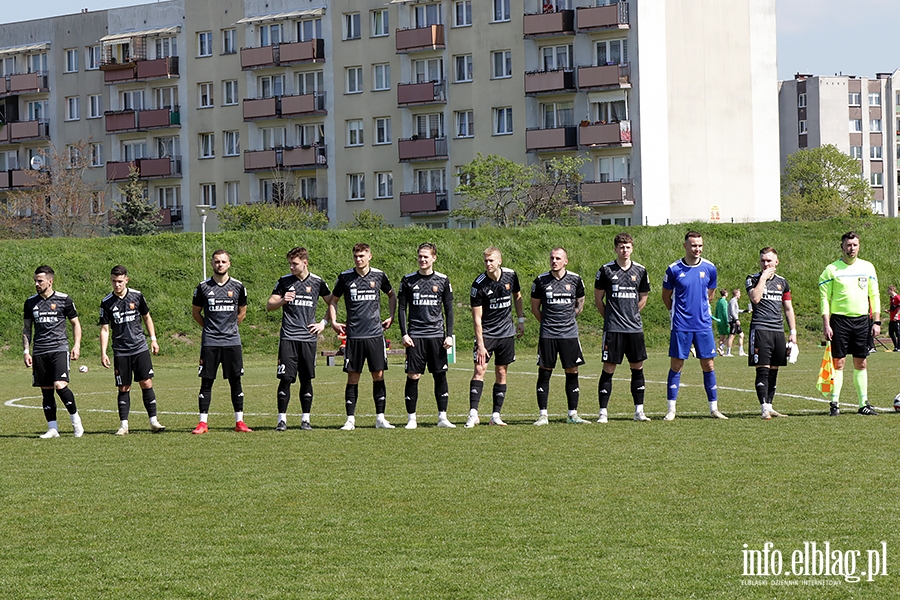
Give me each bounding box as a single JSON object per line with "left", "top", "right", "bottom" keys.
{"left": 196, "top": 204, "right": 211, "bottom": 280}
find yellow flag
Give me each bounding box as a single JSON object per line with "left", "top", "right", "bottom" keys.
{"left": 816, "top": 342, "right": 834, "bottom": 398}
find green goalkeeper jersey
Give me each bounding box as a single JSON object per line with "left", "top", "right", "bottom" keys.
{"left": 818, "top": 257, "right": 880, "bottom": 318}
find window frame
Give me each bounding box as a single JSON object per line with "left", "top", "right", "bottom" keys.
{"left": 372, "top": 9, "right": 390, "bottom": 37}
{"left": 198, "top": 31, "right": 213, "bottom": 57}
{"left": 374, "top": 117, "right": 392, "bottom": 145}
{"left": 223, "top": 80, "right": 239, "bottom": 106}
{"left": 198, "top": 82, "right": 214, "bottom": 108}
{"left": 199, "top": 132, "right": 215, "bottom": 159}
{"left": 65, "top": 48, "right": 79, "bottom": 73}
{"left": 222, "top": 28, "right": 237, "bottom": 55}
{"left": 492, "top": 0, "right": 511, "bottom": 23}
{"left": 65, "top": 96, "right": 80, "bottom": 121}
{"left": 344, "top": 13, "right": 362, "bottom": 40}
{"left": 346, "top": 66, "right": 363, "bottom": 94}
{"left": 493, "top": 106, "right": 513, "bottom": 135}
{"left": 373, "top": 63, "right": 391, "bottom": 91}
{"left": 223, "top": 130, "right": 240, "bottom": 156}
{"left": 347, "top": 119, "right": 364, "bottom": 147}
{"left": 454, "top": 0, "right": 473, "bottom": 27}
{"left": 348, "top": 173, "right": 365, "bottom": 201}
{"left": 491, "top": 50, "right": 512, "bottom": 79}
{"left": 454, "top": 54, "right": 473, "bottom": 83}
{"left": 455, "top": 110, "right": 474, "bottom": 138}
{"left": 375, "top": 172, "right": 393, "bottom": 199}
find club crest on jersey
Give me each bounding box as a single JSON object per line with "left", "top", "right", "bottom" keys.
{"left": 700, "top": 273, "right": 705, "bottom": 278}
{"left": 370, "top": 281, "right": 376, "bottom": 288}
{"left": 776, "top": 284, "right": 782, "bottom": 290}
{"left": 433, "top": 286, "right": 438, "bottom": 292}
{"left": 565, "top": 284, "right": 571, "bottom": 290}
{"left": 505, "top": 283, "right": 510, "bottom": 290}
{"left": 631, "top": 275, "right": 637, "bottom": 281}
{"left": 50, "top": 303, "right": 57, "bottom": 310}
{"left": 129, "top": 303, "right": 135, "bottom": 309}
{"left": 306, "top": 286, "right": 312, "bottom": 293}
{"left": 858, "top": 277, "right": 867, "bottom": 289}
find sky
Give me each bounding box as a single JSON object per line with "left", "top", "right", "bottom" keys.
{"left": 1, "top": 0, "right": 897, "bottom": 82}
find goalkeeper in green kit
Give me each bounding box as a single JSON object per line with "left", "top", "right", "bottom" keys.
{"left": 818, "top": 232, "right": 882, "bottom": 416}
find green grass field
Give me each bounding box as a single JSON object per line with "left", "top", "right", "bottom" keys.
{"left": 2, "top": 347, "right": 899, "bottom": 599}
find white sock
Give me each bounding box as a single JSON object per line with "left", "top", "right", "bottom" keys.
{"left": 599, "top": 408, "right": 608, "bottom": 418}
{"left": 120, "top": 419, "right": 128, "bottom": 429}
{"left": 346, "top": 415, "right": 356, "bottom": 424}
{"left": 301, "top": 412, "right": 310, "bottom": 423}
{"left": 277, "top": 413, "right": 287, "bottom": 423}
{"left": 764, "top": 403, "right": 772, "bottom": 413}
{"left": 376, "top": 413, "right": 386, "bottom": 422}
{"left": 540, "top": 409, "right": 548, "bottom": 416}
{"left": 235, "top": 411, "right": 243, "bottom": 423}
{"left": 491, "top": 411, "right": 501, "bottom": 421}
{"left": 408, "top": 413, "right": 416, "bottom": 421}
{"left": 438, "top": 411, "right": 448, "bottom": 420}
{"left": 47, "top": 420, "right": 59, "bottom": 431}
{"left": 709, "top": 400, "right": 719, "bottom": 412}
{"left": 70, "top": 413, "right": 82, "bottom": 426}
{"left": 568, "top": 409, "right": 577, "bottom": 417}
{"left": 469, "top": 408, "right": 478, "bottom": 417}
{"left": 667, "top": 400, "right": 677, "bottom": 412}
{"left": 150, "top": 416, "right": 160, "bottom": 425}
{"left": 635, "top": 404, "right": 645, "bottom": 415}
{"left": 199, "top": 413, "right": 209, "bottom": 423}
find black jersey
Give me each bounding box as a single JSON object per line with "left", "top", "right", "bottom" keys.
{"left": 398, "top": 271, "right": 454, "bottom": 338}
{"left": 332, "top": 268, "right": 393, "bottom": 339}
{"left": 531, "top": 270, "right": 585, "bottom": 339}
{"left": 99, "top": 288, "right": 150, "bottom": 356}
{"left": 24, "top": 291, "right": 78, "bottom": 356}
{"left": 595, "top": 261, "right": 651, "bottom": 333}
{"left": 746, "top": 272, "right": 792, "bottom": 332}
{"left": 192, "top": 277, "right": 248, "bottom": 346}
{"left": 470, "top": 268, "right": 520, "bottom": 339}
{"left": 272, "top": 273, "right": 331, "bottom": 342}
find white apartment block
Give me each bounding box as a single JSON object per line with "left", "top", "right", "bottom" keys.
{"left": 0, "top": 0, "right": 779, "bottom": 232}
{"left": 779, "top": 71, "right": 900, "bottom": 217}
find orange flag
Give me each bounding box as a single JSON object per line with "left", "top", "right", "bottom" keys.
{"left": 816, "top": 342, "right": 834, "bottom": 398}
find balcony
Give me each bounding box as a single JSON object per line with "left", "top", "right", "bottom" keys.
{"left": 396, "top": 25, "right": 445, "bottom": 53}
{"left": 576, "top": 3, "right": 629, "bottom": 31}
{"left": 2, "top": 169, "right": 41, "bottom": 188}
{"left": 243, "top": 146, "right": 328, "bottom": 172}
{"left": 244, "top": 149, "right": 278, "bottom": 170}
{"left": 243, "top": 97, "right": 277, "bottom": 120}
{"left": 523, "top": 10, "right": 575, "bottom": 37}
{"left": 281, "top": 92, "right": 326, "bottom": 117}
{"left": 524, "top": 69, "right": 575, "bottom": 95}
{"left": 577, "top": 64, "right": 631, "bottom": 90}
{"left": 397, "top": 80, "right": 446, "bottom": 106}
{"left": 157, "top": 206, "right": 184, "bottom": 228}
{"left": 525, "top": 126, "right": 577, "bottom": 152}
{"left": 400, "top": 191, "right": 448, "bottom": 216}
{"left": 106, "top": 157, "right": 182, "bottom": 181}
{"left": 580, "top": 180, "right": 634, "bottom": 206}
{"left": 0, "top": 125, "right": 7, "bottom": 144}
{"left": 0, "top": 171, "right": 7, "bottom": 188}
{"left": 241, "top": 39, "right": 325, "bottom": 69}
{"left": 6, "top": 72, "right": 49, "bottom": 95}
{"left": 398, "top": 137, "right": 448, "bottom": 162}
{"left": 578, "top": 121, "right": 632, "bottom": 147}
{"left": 7, "top": 119, "right": 50, "bottom": 142}
{"left": 105, "top": 108, "right": 180, "bottom": 133}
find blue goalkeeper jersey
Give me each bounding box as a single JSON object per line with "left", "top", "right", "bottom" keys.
{"left": 662, "top": 258, "right": 717, "bottom": 332}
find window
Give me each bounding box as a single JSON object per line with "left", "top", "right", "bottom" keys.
{"left": 298, "top": 177, "right": 317, "bottom": 201}
{"left": 297, "top": 18, "right": 323, "bottom": 42}
{"left": 199, "top": 82, "right": 214, "bottom": 108}
{"left": 848, "top": 92, "right": 861, "bottom": 106}
{"left": 155, "top": 37, "right": 177, "bottom": 59}
{"left": 198, "top": 32, "right": 213, "bottom": 57}
{"left": 297, "top": 71, "right": 325, "bottom": 96}
{"left": 454, "top": 1, "right": 472, "bottom": 26}
{"left": 88, "top": 94, "right": 103, "bottom": 119}
{"left": 201, "top": 183, "right": 217, "bottom": 207}
{"left": 224, "top": 131, "right": 240, "bottom": 156}
{"left": 870, "top": 119, "right": 882, "bottom": 132}
{"left": 27, "top": 53, "right": 47, "bottom": 74}
{"left": 65, "top": 96, "right": 79, "bottom": 121}
{"left": 597, "top": 156, "right": 630, "bottom": 182}
{"left": 870, "top": 172, "right": 883, "bottom": 186}
{"left": 868, "top": 92, "right": 881, "bottom": 106}
{"left": 65, "top": 49, "right": 79, "bottom": 73}
{"left": 200, "top": 133, "right": 215, "bottom": 158}
{"left": 347, "top": 120, "right": 364, "bottom": 146}
{"left": 596, "top": 39, "right": 627, "bottom": 66}
{"left": 155, "top": 86, "right": 177, "bottom": 109}
{"left": 262, "top": 180, "right": 286, "bottom": 203}
{"left": 157, "top": 186, "right": 181, "bottom": 210}
{"left": 375, "top": 172, "right": 393, "bottom": 198}
{"left": 65, "top": 145, "right": 81, "bottom": 168}
{"left": 122, "top": 141, "right": 147, "bottom": 161}
{"left": 89, "top": 142, "right": 103, "bottom": 167}
{"left": 258, "top": 75, "right": 284, "bottom": 98}
{"left": 375, "top": 117, "right": 392, "bottom": 144}
{"left": 415, "top": 168, "right": 446, "bottom": 192}
{"left": 225, "top": 181, "right": 239, "bottom": 206}
{"left": 372, "top": 9, "right": 389, "bottom": 37}
{"left": 0, "top": 151, "right": 18, "bottom": 170}
{"left": 542, "top": 45, "right": 573, "bottom": 71}
{"left": 27, "top": 100, "right": 48, "bottom": 121}
{"left": 344, "top": 13, "right": 361, "bottom": 40}
{"left": 456, "top": 110, "right": 474, "bottom": 138}
{"left": 850, "top": 145, "right": 863, "bottom": 159}
{"left": 414, "top": 58, "right": 444, "bottom": 83}
{"left": 492, "top": 0, "right": 511, "bottom": 22}
{"left": 871, "top": 145, "right": 883, "bottom": 159}
{"left": 849, "top": 119, "right": 862, "bottom": 132}
{"left": 592, "top": 97, "right": 628, "bottom": 122}
{"left": 260, "top": 24, "right": 282, "bottom": 47}
{"left": 416, "top": 113, "right": 445, "bottom": 138}
{"left": 222, "top": 28, "right": 236, "bottom": 54}
{"left": 261, "top": 127, "right": 286, "bottom": 150}
{"left": 349, "top": 174, "right": 365, "bottom": 200}
{"left": 91, "top": 192, "right": 105, "bottom": 215}
{"left": 373, "top": 63, "right": 390, "bottom": 91}
{"left": 454, "top": 55, "right": 473, "bottom": 82}
{"left": 494, "top": 107, "right": 513, "bottom": 134}
{"left": 297, "top": 123, "right": 325, "bottom": 146}
{"left": 797, "top": 93, "right": 807, "bottom": 109}
{"left": 156, "top": 136, "right": 180, "bottom": 159}
{"left": 346, "top": 67, "right": 363, "bottom": 93}
{"left": 87, "top": 45, "right": 101, "bottom": 70}
{"left": 223, "top": 80, "right": 239, "bottom": 105}
{"left": 121, "top": 90, "right": 145, "bottom": 111}
{"left": 492, "top": 50, "right": 511, "bottom": 79}
{"left": 415, "top": 3, "right": 443, "bottom": 27}
{"left": 797, "top": 120, "right": 807, "bottom": 135}
{"left": 540, "top": 102, "right": 574, "bottom": 128}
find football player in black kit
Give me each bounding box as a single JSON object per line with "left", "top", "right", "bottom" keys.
{"left": 328, "top": 243, "right": 397, "bottom": 431}
{"left": 99, "top": 265, "right": 166, "bottom": 435}
{"left": 398, "top": 243, "right": 455, "bottom": 429}
{"left": 266, "top": 247, "right": 332, "bottom": 431}
{"left": 24, "top": 266, "right": 85, "bottom": 439}
{"left": 467, "top": 247, "right": 525, "bottom": 427}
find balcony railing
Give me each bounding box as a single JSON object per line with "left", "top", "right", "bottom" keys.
{"left": 576, "top": 3, "right": 629, "bottom": 31}
{"left": 524, "top": 69, "right": 575, "bottom": 94}
{"left": 398, "top": 137, "right": 448, "bottom": 161}
{"left": 106, "top": 156, "right": 182, "bottom": 181}
{"left": 243, "top": 145, "right": 328, "bottom": 171}
{"left": 396, "top": 25, "right": 445, "bottom": 52}
{"left": 242, "top": 92, "right": 325, "bottom": 120}
{"left": 101, "top": 57, "right": 179, "bottom": 84}
{"left": 400, "top": 191, "right": 448, "bottom": 215}
{"left": 3, "top": 72, "right": 50, "bottom": 95}
{"left": 8, "top": 119, "right": 50, "bottom": 142}
{"left": 578, "top": 121, "right": 632, "bottom": 147}
{"left": 157, "top": 206, "right": 184, "bottom": 228}
{"left": 240, "top": 39, "right": 325, "bottom": 69}
{"left": 1, "top": 169, "right": 42, "bottom": 188}
{"left": 105, "top": 107, "right": 180, "bottom": 133}
{"left": 523, "top": 10, "right": 575, "bottom": 37}
{"left": 580, "top": 180, "right": 634, "bottom": 206}
{"left": 0, "top": 124, "right": 8, "bottom": 144}
{"left": 0, "top": 171, "right": 8, "bottom": 189}
{"left": 275, "top": 196, "right": 329, "bottom": 213}
{"left": 397, "top": 80, "right": 446, "bottom": 106}
{"left": 525, "top": 126, "right": 577, "bottom": 151}
{"left": 577, "top": 63, "right": 631, "bottom": 89}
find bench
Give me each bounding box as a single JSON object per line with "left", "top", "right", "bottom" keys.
{"left": 321, "top": 348, "right": 406, "bottom": 367}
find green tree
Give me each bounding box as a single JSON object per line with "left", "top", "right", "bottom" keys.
{"left": 452, "top": 153, "right": 586, "bottom": 227}
{"left": 781, "top": 144, "right": 873, "bottom": 221}
{"left": 109, "top": 167, "right": 160, "bottom": 236}
{"left": 339, "top": 209, "right": 390, "bottom": 229}
{"left": 218, "top": 202, "right": 329, "bottom": 231}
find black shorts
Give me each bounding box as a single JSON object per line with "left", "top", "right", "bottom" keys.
{"left": 405, "top": 337, "right": 448, "bottom": 374}
{"left": 199, "top": 345, "right": 244, "bottom": 379}
{"left": 748, "top": 329, "right": 787, "bottom": 367}
{"left": 277, "top": 339, "right": 317, "bottom": 382}
{"left": 830, "top": 314, "right": 869, "bottom": 359}
{"left": 32, "top": 351, "right": 70, "bottom": 387}
{"left": 114, "top": 350, "right": 154, "bottom": 386}
{"left": 343, "top": 336, "right": 388, "bottom": 373}
{"left": 473, "top": 337, "right": 516, "bottom": 366}
{"left": 601, "top": 331, "right": 648, "bottom": 365}
{"left": 537, "top": 337, "right": 585, "bottom": 370}
{"left": 729, "top": 320, "right": 743, "bottom": 335}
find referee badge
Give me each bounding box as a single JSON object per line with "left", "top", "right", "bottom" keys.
{"left": 858, "top": 277, "right": 867, "bottom": 289}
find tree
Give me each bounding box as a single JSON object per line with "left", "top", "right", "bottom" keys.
{"left": 0, "top": 141, "right": 106, "bottom": 238}
{"left": 781, "top": 144, "right": 873, "bottom": 221}
{"left": 339, "top": 209, "right": 390, "bottom": 229}
{"left": 109, "top": 167, "right": 161, "bottom": 236}
{"left": 218, "top": 202, "right": 329, "bottom": 231}
{"left": 452, "top": 153, "right": 586, "bottom": 227}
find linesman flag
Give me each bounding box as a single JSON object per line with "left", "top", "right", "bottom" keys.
{"left": 816, "top": 342, "right": 834, "bottom": 398}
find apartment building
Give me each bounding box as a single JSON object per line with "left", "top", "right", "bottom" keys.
{"left": 0, "top": 0, "right": 779, "bottom": 232}
{"left": 779, "top": 71, "right": 900, "bottom": 217}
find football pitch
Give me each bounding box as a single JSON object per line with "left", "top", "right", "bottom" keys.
{"left": 1, "top": 349, "right": 898, "bottom": 599}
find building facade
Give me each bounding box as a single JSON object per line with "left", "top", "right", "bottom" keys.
{"left": 0, "top": 0, "right": 779, "bottom": 232}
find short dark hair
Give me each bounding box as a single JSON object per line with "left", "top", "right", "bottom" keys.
{"left": 212, "top": 249, "right": 230, "bottom": 260}
{"left": 110, "top": 265, "right": 128, "bottom": 277}
{"left": 841, "top": 231, "right": 859, "bottom": 244}
{"left": 353, "top": 243, "right": 370, "bottom": 254}
{"left": 719, "top": 289, "right": 728, "bottom": 297}
{"left": 34, "top": 265, "right": 54, "bottom": 277}
{"left": 614, "top": 233, "right": 633, "bottom": 247}
{"left": 685, "top": 231, "right": 702, "bottom": 241}
{"left": 759, "top": 246, "right": 778, "bottom": 256}
{"left": 286, "top": 247, "right": 308, "bottom": 261}
{"left": 418, "top": 242, "right": 437, "bottom": 256}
